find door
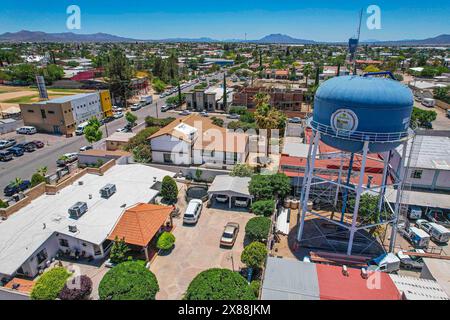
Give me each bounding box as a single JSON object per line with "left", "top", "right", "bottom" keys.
{"left": 53, "top": 125, "right": 61, "bottom": 134}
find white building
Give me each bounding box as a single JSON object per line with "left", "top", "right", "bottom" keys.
{"left": 148, "top": 115, "right": 248, "bottom": 169}
{"left": 0, "top": 164, "right": 174, "bottom": 281}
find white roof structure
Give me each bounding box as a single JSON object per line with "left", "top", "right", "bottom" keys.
{"left": 0, "top": 164, "right": 174, "bottom": 276}
{"left": 282, "top": 137, "right": 310, "bottom": 158}
{"left": 208, "top": 176, "right": 252, "bottom": 198}
{"left": 396, "top": 135, "right": 450, "bottom": 171}
{"left": 390, "top": 274, "right": 449, "bottom": 300}
{"left": 421, "top": 258, "right": 450, "bottom": 298}
{"left": 385, "top": 187, "right": 450, "bottom": 210}
{"left": 174, "top": 123, "right": 197, "bottom": 138}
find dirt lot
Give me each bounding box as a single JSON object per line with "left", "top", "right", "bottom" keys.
{"left": 150, "top": 184, "right": 255, "bottom": 300}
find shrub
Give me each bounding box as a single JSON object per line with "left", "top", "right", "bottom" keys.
{"left": 30, "top": 267, "right": 71, "bottom": 300}
{"left": 109, "top": 237, "right": 130, "bottom": 264}
{"left": 144, "top": 116, "right": 175, "bottom": 128}
{"left": 230, "top": 164, "right": 254, "bottom": 177}
{"left": 211, "top": 116, "right": 224, "bottom": 127}
{"left": 160, "top": 176, "right": 178, "bottom": 204}
{"left": 249, "top": 173, "right": 291, "bottom": 200}
{"left": 156, "top": 232, "right": 176, "bottom": 251}
{"left": 241, "top": 242, "right": 267, "bottom": 269}
{"left": 99, "top": 261, "right": 159, "bottom": 300}
{"left": 251, "top": 200, "right": 275, "bottom": 217}
{"left": 124, "top": 126, "right": 160, "bottom": 151}
{"left": 58, "top": 275, "right": 93, "bottom": 300}
{"left": 30, "top": 173, "right": 46, "bottom": 187}
{"left": 250, "top": 280, "right": 261, "bottom": 298}
{"left": 0, "top": 199, "right": 9, "bottom": 208}
{"left": 245, "top": 217, "right": 271, "bottom": 242}
{"left": 184, "top": 268, "right": 255, "bottom": 300}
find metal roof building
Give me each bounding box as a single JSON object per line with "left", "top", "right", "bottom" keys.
{"left": 390, "top": 274, "right": 449, "bottom": 300}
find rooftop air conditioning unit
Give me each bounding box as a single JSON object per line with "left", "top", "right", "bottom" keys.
{"left": 100, "top": 184, "right": 116, "bottom": 199}
{"left": 68, "top": 201, "right": 88, "bottom": 218}
{"left": 68, "top": 225, "right": 78, "bottom": 233}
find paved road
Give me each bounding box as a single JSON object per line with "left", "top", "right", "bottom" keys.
{"left": 414, "top": 101, "right": 450, "bottom": 130}
{"left": 0, "top": 72, "right": 225, "bottom": 193}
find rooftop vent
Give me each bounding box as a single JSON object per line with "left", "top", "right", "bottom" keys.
{"left": 68, "top": 201, "right": 88, "bottom": 218}
{"left": 100, "top": 184, "right": 116, "bottom": 199}
{"left": 68, "top": 225, "right": 78, "bottom": 233}
{"left": 78, "top": 181, "right": 84, "bottom": 186}
{"left": 342, "top": 265, "right": 349, "bottom": 277}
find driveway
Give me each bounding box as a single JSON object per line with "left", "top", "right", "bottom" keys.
{"left": 150, "top": 199, "right": 255, "bottom": 300}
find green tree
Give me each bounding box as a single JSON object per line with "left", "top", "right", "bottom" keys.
{"left": 245, "top": 217, "right": 271, "bottom": 242}
{"left": 251, "top": 200, "right": 275, "bottom": 217}
{"left": 249, "top": 175, "right": 273, "bottom": 200}
{"left": 125, "top": 111, "right": 138, "bottom": 126}
{"left": 105, "top": 48, "right": 134, "bottom": 106}
{"left": 30, "top": 267, "right": 71, "bottom": 300}
{"left": 184, "top": 268, "right": 255, "bottom": 300}
{"left": 152, "top": 78, "right": 166, "bottom": 93}
{"left": 156, "top": 232, "right": 176, "bottom": 251}
{"left": 109, "top": 236, "right": 130, "bottom": 264}
{"left": 230, "top": 164, "right": 254, "bottom": 177}
{"left": 410, "top": 107, "right": 437, "bottom": 128}
{"left": 9, "top": 63, "right": 38, "bottom": 83}
{"left": 84, "top": 117, "right": 103, "bottom": 143}
{"left": 241, "top": 242, "right": 267, "bottom": 269}
{"left": 270, "top": 173, "right": 292, "bottom": 200}
{"left": 211, "top": 116, "right": 224, "bottom": 127}
{"left": 433, "top": 86, "right": 449, "bottom": 103}
{"left": 99, "top": 261, "right": 159, "bottom": 300}
{"left": 31, "top": 173, "right": 46, "bottom": 187}
{"left": 160, "top": 176, "right": 178, "bottom": 204}
{"left": 40, "top": 64, "right": 64, "bottom": 84}
{"left": 302, "top": 64, "right": 313, "bottom": 88}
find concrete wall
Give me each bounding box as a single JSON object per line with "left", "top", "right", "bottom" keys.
{"left": 70, "top": 92, "right": 102, "bottom": 124}
{"left": 0, "top": 287, "right": 30, "bottom": 300}
{"left": 150, "top": 135, "right": 192, "bottom": 165}
{"left": 0, "top": 183, "right": 46, "bottom": 219}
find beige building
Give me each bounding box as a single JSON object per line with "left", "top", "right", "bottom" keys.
{"left": 105, "top": 132, "right": 136, "bottom": 151}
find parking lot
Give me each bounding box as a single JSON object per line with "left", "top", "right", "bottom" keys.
{"left": 150, "top": 184, "right": 255, "bottom": 300}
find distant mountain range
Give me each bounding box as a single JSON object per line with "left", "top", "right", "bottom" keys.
{"left": 0, "top": 30, "right": 449, "bottom": 45}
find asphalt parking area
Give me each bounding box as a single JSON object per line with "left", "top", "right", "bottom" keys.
{"left": 150, "top": 203, "right": 255, "bottom": 300}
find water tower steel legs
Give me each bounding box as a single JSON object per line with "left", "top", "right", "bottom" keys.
{"left": 297, "top": 131, "right": 320, "bottom": 242}
{"left": 389, "top": 140, "right": 408, "bottom": 252}
{"left": 340, "top": 153, "right": 355, "bottom": 223}
{"left": 377, "top": 150, "right": 391, "bottom": 217}
{"left": 347, "top": 140, "right": 370, "bottom": 256}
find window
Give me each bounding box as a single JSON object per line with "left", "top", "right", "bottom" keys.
{"left": 59, "top": 238, "right": 69, "bottom": 247}
{"left": 48, "top": 111, "right": 55, "bottom": 114}
{"left": 411, "top": 170, "right": 423, "bottom": 179}
{"left": 36, "top": 249, "right": 48, "bottom": 264}
{"left": 27, "top": 110, "right": 34, "bottom": 113}
{"left": 40, "top": 109, "right": 46, "bottom": 119}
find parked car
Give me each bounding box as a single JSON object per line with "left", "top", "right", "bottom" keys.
{"left": 227, "top": 113, "right": 240, "bottom": 120}
{"left": 4, "top": 180, "right": 31, "bottom": 196}
{"left": 234, "top": 197, "right": 249, "bottom": 208}
{"left": 16, "top": 142, "right": 36, "bottom": 152}
{"left": 416, "top": 219, "right": 450, "bottom": 244}
{"left": 16, "top": 126, "right": 37, "bottom": 135}
{"left": 180, "top": 110, "right": 191, "bottom": 116}
{"left": 130, "top": 103, "right": 141, "bottom": 111}
{"left": 32, "top": 140, "right": 45, "bottom": 148}
{"left": 0, "top": 139, "right": 16, "bottom": 150}
{"left": 397, "top": 249, "right": 425, "bottom": 270}
{"left": 288, "top": 117, "right": 302, "bottom": 123}
{"left": 79, "top": 145, "right": 93, "bottom": 152}
{"left": 220, "top": 222, "right": 240, "bottom": 248}
{"left": 215, "top": 195, "right": 229, "bottom": 203}
{"left": 425, "top": 209, "right": 450, "bottom": 228}
{"left": 400, "top": 226, "right": 430, "bottom": 248}
{"left": 57, "top": 153, "right": 78, "bottom": 167}
{"left": 7, "top": 146, "right": 24, "bottom": 157}
{"left": 75, "top": 122, "right": 89, "bottom": 135}
{"left": 0, "top": 150, "right": 13, "bottom": 162}
{"left": 160, "top": 105, "right": 171, "bottom": 112}
{"left": 113, "top": 112, "right": 124, "bottom": 119}
{"left": 407, "top": 205, "right": 422, "bottom": 220}
{"left": 183, "top": 199, "right": 203, "bottom": 224}
{"left": 200, "top": 111, "right": 209, "bottom": 117}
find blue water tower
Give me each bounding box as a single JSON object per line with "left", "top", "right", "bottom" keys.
{"left": 298, "top": 73, "right": 415, "bottom": 256}
{"left": 311, "top": 74, "right": 413, "bottom": 153}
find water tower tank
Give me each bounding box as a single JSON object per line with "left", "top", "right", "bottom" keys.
{"left": 311, "top": 75, "right": 413, "bottom": 153}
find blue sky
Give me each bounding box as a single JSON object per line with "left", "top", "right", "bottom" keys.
{"left": 0, "top": 0, "right": 449, "bottom": 41}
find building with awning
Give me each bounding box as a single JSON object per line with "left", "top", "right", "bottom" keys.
{"left": 108, "top": 203, "right": 173, "bottom": 261}
{"left": 207, "top": 175, "right": 253, "bottom": 208}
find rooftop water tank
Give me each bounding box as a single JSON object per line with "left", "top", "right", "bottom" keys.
{"left": 311, "top": 75, "right": 414, "bottom": 153}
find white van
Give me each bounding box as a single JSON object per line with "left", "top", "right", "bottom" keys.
{"left": 183, "top": 199, "right": 203, "bottom": 224}
{"left": 417, "top": 219, "right": 450, "bottom": 244}
{"left": 75, "top": 122, "right": 89, "bottom": 135}
{"left": 407, "top": 226, "right": 430, "bottom": 248}
{"left": 407, "top": 205, "right": 422, "bottom": 220}
{"left": 421, "top": 98, "right": 436, "bottom": 107}
{"left": 16, "top": 126, "right": 37, "bottom": 135}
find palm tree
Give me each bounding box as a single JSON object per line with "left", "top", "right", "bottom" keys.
{"left": 11, "top": 177, "right": 23, "bottom": 189}
{"left": 302, "top": 64, "right": 313, "bottom": 88}
{"left": 37, "top": 166, "right": 48, "bottom": 177}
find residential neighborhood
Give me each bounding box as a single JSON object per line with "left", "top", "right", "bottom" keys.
{"left": 0, "top": 1, "right": 449, "bottom": 308}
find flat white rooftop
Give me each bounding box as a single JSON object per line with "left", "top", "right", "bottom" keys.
{"left": 0, "top": 164, "right": 174, "bottom": 276}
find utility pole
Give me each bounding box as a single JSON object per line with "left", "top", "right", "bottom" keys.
{"left": 155, "top": 101, "right": 159, "bottom": 119}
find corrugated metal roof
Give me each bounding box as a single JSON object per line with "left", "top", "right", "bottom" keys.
{"left": 390, "top": 274, "right": 449, "bottom": 300}
{"left": 207, "top": 176, "right": 252, "bottom": 198}
{"left": 261, "top": 257, "right": 320, "bottom": 300}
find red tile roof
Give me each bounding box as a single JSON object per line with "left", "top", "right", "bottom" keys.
{"left": 4, "top": 278, "right": 35, "bottom": 294}
{"left": 316, "top": 264, "right": 401, "bottom": 300}
{"left": 108, "top": 203, "right": 172, "bottom": 247}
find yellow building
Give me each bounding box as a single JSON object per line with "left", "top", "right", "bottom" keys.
{"left": 100, "top": 90, "right": 113, "bottom": 117}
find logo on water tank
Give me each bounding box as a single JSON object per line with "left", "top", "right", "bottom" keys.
{"left": 331, "top": 109, "right": 359, "bottom": 133}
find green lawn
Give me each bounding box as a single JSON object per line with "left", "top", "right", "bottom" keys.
{"left": 2, "top": 93, "right": 73, "bottom": 104}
